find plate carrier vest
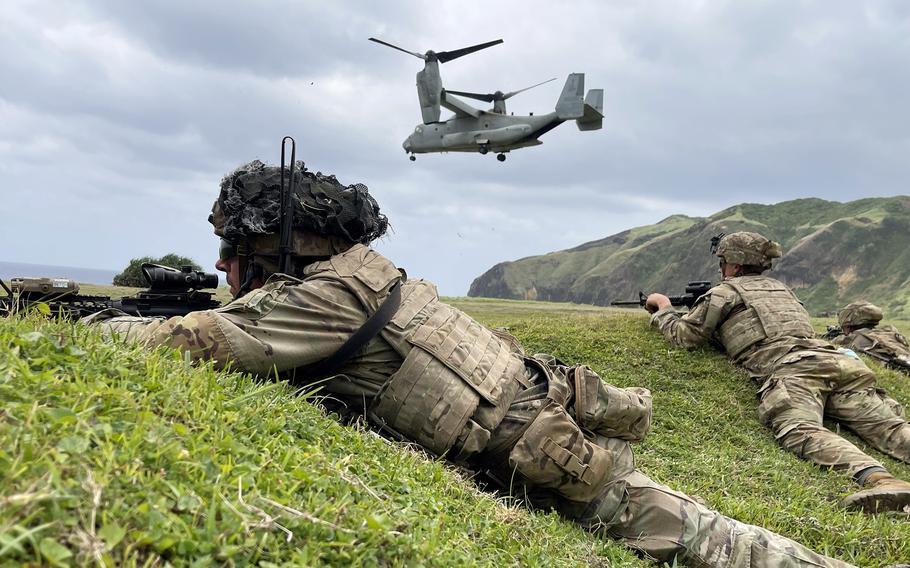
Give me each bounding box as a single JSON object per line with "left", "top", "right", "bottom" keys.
{"left": 303, "top": 245, "right": 526, "bottom": 459}
{"left": 717, "top": 276, "right": 815, "bottom": 359}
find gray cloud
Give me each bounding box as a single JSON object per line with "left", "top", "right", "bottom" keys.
{"left": 2, "top": 0, "right": 909, "bottom": 294}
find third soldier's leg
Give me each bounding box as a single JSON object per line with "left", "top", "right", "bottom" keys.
{"left": 826, "top": 355, "right": 910, "bottom": 512}
{"left": 761, "top": 359, "right": 885, "bottom": 479}
{"left": 827, "top": 356, "right": 910, "bottom": 463}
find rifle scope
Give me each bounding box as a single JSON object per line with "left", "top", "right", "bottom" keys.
{"left": 141, "top": 263, "right": 219, "bottom": 291}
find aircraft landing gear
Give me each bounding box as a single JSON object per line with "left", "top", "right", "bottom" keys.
{"left": 409, "top": 155, "right": 416, "bottom": 161}
{"left": 497, "top": 153, "right": 506, "bottom": 162}
{"left": 479, "top": 145, "right": 489, "bottom": 155}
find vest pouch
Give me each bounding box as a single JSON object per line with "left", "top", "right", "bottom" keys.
{"left": 371, "top": 286, "right": 524, "bottom": 458}
{"left": 724, "top": 278, "right": 815, "bottom": 354}
{"left": 718, "top": 306, "right": 767, "bottom": 359}
{"left": 509, "top": 400, "right": 614, "bottom": 502}
{"left": 408, "top": 302, "right": 516, "bottom": 405}
{"left": 750, "top": 296, "right": 814, "bottom": 340}
{"left": 369, "top": 346, "right": 482, "bottom": 456}
{"left": 451, "top": 419, "right": 493, "bottom": 462}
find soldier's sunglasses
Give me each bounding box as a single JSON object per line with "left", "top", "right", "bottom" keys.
{"left": 219, "top": 238, "right": 238, "bottom": 261}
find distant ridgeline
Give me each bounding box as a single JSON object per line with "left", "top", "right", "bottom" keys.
{"left": 469, "top": 196, "right": 910, "bottom": 317}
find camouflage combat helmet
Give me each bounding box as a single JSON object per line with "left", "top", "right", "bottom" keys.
{"left": 210, "top": 159, "right": 388, "bottom": 246}
{"left": 838, "top": 301, "right": 883, "bottom": 329}
{"left": 209, "top": 160, "right": 389, "bottom": 286}
{"left": 714, "top": 231, "right": 782, "bottom": 270}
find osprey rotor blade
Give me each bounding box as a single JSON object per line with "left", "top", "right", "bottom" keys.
{"left": 502, "top": 77, "right": 558, "bottom": 100}
{"left": 444, "top": 89, "right": 496, "bottom": 102}
{"left": 436, "top": 39, "right": 503, "bottom": 63}
{"left": 368, "top": 37, "right": 426, "bottom": 60}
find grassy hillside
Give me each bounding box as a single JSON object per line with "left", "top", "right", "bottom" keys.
{"left": 469, "top": 196, "right": 910, "bottom": 317}
{"left": 2, "top": 297, "right": 910, "bottom": 566}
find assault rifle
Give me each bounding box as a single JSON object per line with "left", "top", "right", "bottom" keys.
{"left": 870, "top": 351, "right": 910, "bottom": 374}
{"left": 610, "top": 280, "right": 713, "bottom": 309}
{"left": 821, "top": 325, "right": 843, "bottom": 341}
{"left": 0, "top": 263, "right": 221, "bottom": 319}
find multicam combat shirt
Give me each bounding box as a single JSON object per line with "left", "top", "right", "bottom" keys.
{"left": 650, "top": 275, "right": 833, "bottom": 378}
{"left": 86, "top": 244, "right": 403, "bottom": 401}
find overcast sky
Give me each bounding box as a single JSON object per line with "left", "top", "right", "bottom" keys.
{"left": 2, "top": 1, "right": 909, "bottom": 294}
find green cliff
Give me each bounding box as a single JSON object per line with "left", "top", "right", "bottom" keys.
{"left": 469, "top": 196, "right": 910, "bottom": 316}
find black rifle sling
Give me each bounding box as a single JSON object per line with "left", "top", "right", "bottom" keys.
{"left": 294, "top": 280, "right": 402, "bottom": 380}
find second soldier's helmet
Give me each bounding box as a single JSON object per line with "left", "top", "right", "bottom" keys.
{"left": 209, "top": 159, "right": 389, "bottom": 260}
{"left": 714, "top": 231, "right": 782, "bottom": 270}
{"left": 838, "top": 301, "right": 884, "bottom": 329}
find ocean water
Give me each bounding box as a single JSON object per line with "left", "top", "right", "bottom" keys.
{"left": 0, "top": 261, "right": 119, "bottom": 285}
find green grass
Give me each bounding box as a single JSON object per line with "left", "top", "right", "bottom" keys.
{"left": 3, "top": 296, "right": 910, "bottom": 566}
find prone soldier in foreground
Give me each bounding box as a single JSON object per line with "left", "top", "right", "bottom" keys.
{"left": 85, "top": 160, "right": 858, "bottom": 567}
{"left": 829, "top": 301, "right": 910, "bottom": 374}
{"left": 646, "top": 232, "right": 910, "bottom": 514}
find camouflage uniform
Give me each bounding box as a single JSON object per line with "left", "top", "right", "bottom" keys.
{"left": 651, "top": 233, "right": 910, "bottom": 481}
{"left": 84, "top": 169, "right": 854, "bottom": 568}
{"left": 833, "top": 302, "right": 910, "bottom": 374}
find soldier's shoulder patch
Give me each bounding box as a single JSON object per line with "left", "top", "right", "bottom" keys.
{"left": 708, "top": 283, "right": 738, "bottom": 304}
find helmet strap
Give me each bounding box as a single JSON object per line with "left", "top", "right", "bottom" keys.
{"left": 237, "top": 261, "right": 263, "bottom": 298}
{"left": 234, "top": 240, "right": 262, "bottom": 299}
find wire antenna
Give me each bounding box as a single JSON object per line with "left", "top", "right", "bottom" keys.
{"left": 279, "top": 136, "right": 297, "bottom": 274}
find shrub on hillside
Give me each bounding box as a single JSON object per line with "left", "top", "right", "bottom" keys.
{"left": 112, "top": 253, "right": 202, "bottom": 287}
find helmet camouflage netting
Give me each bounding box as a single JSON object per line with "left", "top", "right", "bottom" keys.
{"left": 209, "top": 160, "right": 389, "bottom": 244}
{"left": 838, "top": 301, "right": 883, "bottom": 328}
{"left": 714, "top": 231, "right": 782, "bottom": 269}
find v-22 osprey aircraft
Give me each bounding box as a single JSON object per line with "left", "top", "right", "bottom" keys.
{"left": 369, "top": 37, "right": 604, "bottom": 162}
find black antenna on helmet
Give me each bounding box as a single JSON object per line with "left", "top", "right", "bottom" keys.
{"left": 710, "top": 232, "right": 725, "bottom": 255}
{"left": 279, "top": 136, "right": 296, "bottom": 274}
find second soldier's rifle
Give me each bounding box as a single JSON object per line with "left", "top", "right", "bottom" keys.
{"left": 610, "top": 280, "right": 713, "bottom": 309}
{"left": 0, "top": 263, "right": 221, "bottom": 319}
{"left": 821, "top": 325, "right": 843, "bottom": 341}
{"left": 867, "top": 350, "right": 910, "bottom": 374}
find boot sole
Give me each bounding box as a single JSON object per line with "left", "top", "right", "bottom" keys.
{"left": 839, "top": 489, "right": 910, "bottom": 514}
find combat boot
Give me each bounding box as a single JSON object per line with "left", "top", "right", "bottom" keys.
{"left": 839, "top": 472, "right": 910, "bottom": 514}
